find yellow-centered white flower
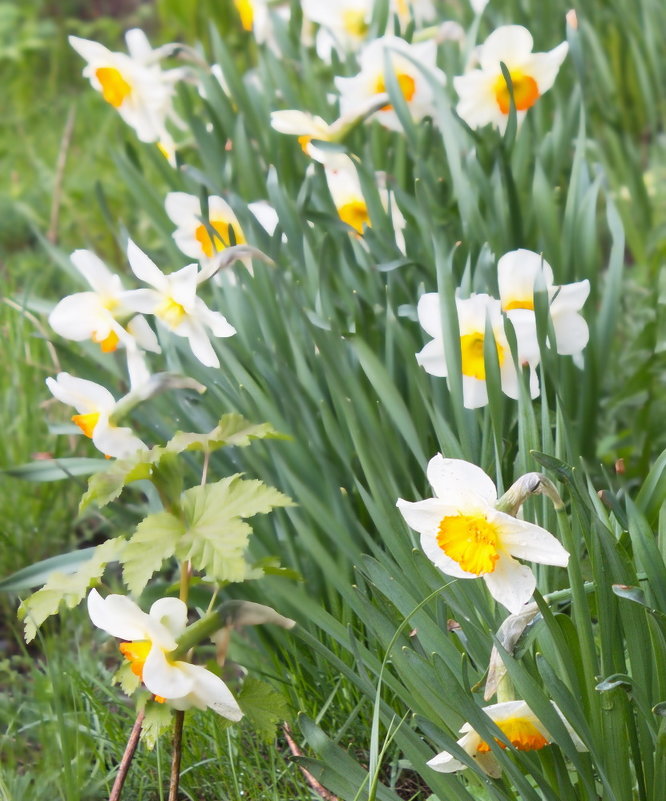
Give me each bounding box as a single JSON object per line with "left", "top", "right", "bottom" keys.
{"left": 416, "top": 292, "right": 539, "bottom": 409}
{"left": 454, "top": 25, "right": 568, "bottom": 133}
{"left": 390, "top": 0, "right": 437, "bottom": 26}
{"left": 48, "top": 249, "right": 160, "bottom": 386}
{"left": 46, "top": 373, "right": 147, "bottom": 459}
{"left": 323, "top": 154, "right": 406, "bottom": 252}
{"left": 87, "top": 589, "right": 243, "bottom": 720}
{"left": 396, "top": 455, "right": 569, "bottom": 613}
{"left": 165, "top": 193, "right": 247, "bottom": 264}
{"left": 336, "top": 36, "right": 445, "bottom": 132}
{"left": 122, "top": 240, "right": 236, "bottom": 368}
{"left": 428, "top": 699, "right": 586, "bottom": 778}
{"left": 302, "top": 0, "right": 373, "bottom": 55}
{"left": 497, "top": 249, "right": 590, "bottom": 368}
{"left": 69, "top": 28, "right": 183, "bottom": 143}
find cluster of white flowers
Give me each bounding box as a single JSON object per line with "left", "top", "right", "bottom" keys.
{"left": 415, "top": 249, "right": 590, "bottom": 409}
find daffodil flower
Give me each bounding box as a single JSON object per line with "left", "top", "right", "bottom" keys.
{"left": 233, "top": 0, "right": 289, "bottom": 50}
{"left": 396, "top": 455, "right": 569, "bottom": 613}
{"left": 416, "top": 292, "right": 539, "bottom": 409}
{"left": 390, "top": 0, "right": 436, "bottom": 26}
{"left": 454, "top": 25, "right": 568, "bottom": 133}
{"left": 122, "top": 240, "right": 235, "bottom": 368}
{"left": 323, "top": 154, "right": 406, "bottom": 252}
{"left": 497, "top": 249, "right": 590, "bottom": 367}
{"left": 69, "top": 29, "right": 183, "bottom": 143}
{"left": 46, "top": 373, "right": 147, "bottom": 459}
{"left": 165, "top": 193, "right": 247, "bottom": 263}
{"left": 428, "top": 699, "right": 586, "bottom": 778}
{"left": 270, "top": 95, "right": 390, "bottom": 157}
{"left": 87, "top": 589, "right": 243, "bottom": 720}
{"left": 336, "top": 36, "right": 445, "bottom": 132}
{"left": 48, "top": 249, "right": 161, "bottom": 386}
{"left": 302, "top": 0, "right": 373, "bottom": 55}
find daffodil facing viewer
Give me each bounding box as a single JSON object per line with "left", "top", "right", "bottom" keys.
{"left": 87, "top": 589, "right": 243, "bottom": 719}
{"left": 416, "top": 292, "right": 539, "bottom": 409}
{"left": 454, "top": 25, "right": 568, "bottom": 132}
{"left": 396, "top": 455, "right": 569, "bottom": 613}
{"left": 428, "top": 699, "right": 586, "bottom": 778}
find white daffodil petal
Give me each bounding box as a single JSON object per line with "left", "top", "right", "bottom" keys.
{"left": 126, "top": 315, "right": 161, "bottom": 353}
{"left": 484, "top": 555, "right": 536, "bottom": 613}
{"left": 143, "top": 648, "right": 195, "bottom": 698}
{"left": 185, "top": 321, "right": 221, "bottom": 368}
{"left": 46, "top": 372, "right": 115, "bottom": 413}
{"left": 92, "top": 420, "right": 147, "bottom": 460}
{"left": 462, "top": 376, "right": 490, "bottom": 409}
{"left": 524, "top": 43, "right": 569, "bottom": 94}
{"left": 149, "top": 597, "right": 189, "bottom": 639}
{"left": 552, "top": 312, "right": 589, "bottom": 356}
{"left": 87, "top": 589, "right": 152, "bottom": 641}
{"left": 496, "top": 515, "right": 569, "bottom": 566}
{"left": 416, "top": 292, "right": 443, "bottom": 338}
{"left": 248, "top": 201, "right": 279, "bottom": 234}
{"left": 49, "top": 294, "right": 112, "bottom": 341}
{"left": 178, "top": 662, "right": 244, "bottom": 720}
{"left": 415, "top": 339, "right": 448, "bottom": 377}
{"left": 165, "top": 191, "right": 201, "bottom": 225}
{"left": 396, "top": 497, "right": 449, "bottom": 538}
{"left": 121, "top": 288, "right": 163, "bottom": 314}
{"left": 426, "top": 455, "right": 498, "bottom": 505}
{"left": 479, "top": 25, "right": 534, "bottom": 71}
{"left": 427, "top": 751, "right": 467, "bottom": 772}
{"left": 70, "top": 249, "right": 122, "bottom": 295}
{"left": 127, "top": 240, "right": 168, "bottom": 289}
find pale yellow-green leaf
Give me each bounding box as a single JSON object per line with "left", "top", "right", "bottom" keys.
{"left": 19, "top": 538, "right": 125, "bottom": 642}
{"left": 79, "top": 449, "right": 163, "bottom": 512}
{"left": 120, "top": 511, "right": 184, "bottom": 595}
{"left": 238, "top": 677, "right": 291, "bottom": 743}
{"left": 112, "top": 661, "right": 141, "bottom": 697}
{"left": 176, "top": 476, "right": 293, "bottom": 583}
{"left": 140, "top": 700, "right": 173, "bottom": 749}
{"left": 166, "top": 413, "right": 284, "bottom": 454}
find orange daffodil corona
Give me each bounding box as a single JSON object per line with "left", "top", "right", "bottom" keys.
{"left": 454, "top": 25, "right": 568, "bottom": 132}
{"left": 397, "top": 455, "right": 569, "bottom": 613}
{"left": 429, "top": 700, "right": 586, "bottom": 777}
{"left": 336, "top": 36, "right": 445, "bottom": 132}
{"left": 87, "top": 590, "right": 243, "bottom": 720}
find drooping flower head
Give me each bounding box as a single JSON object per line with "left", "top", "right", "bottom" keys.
{"left": 416, "top": 292, "right": 539, "bottom": 409}
{"left": 397, "top": 455, "right": 569, "bottom": 612}
{"left": 46, "top": 373, "right": 147, "bottom": 459}
{"left": 428, "top": 700, "right": 586, "bottom": 777}
{"left": 497, "top": 249, "right": 590, "bottom": 367}
{"left": 322, "top": 153, "right": 406, "bottom": 252}
{"left": 87, "top": 589, "right": 243, "bottom": 719}
{"left": 69, "top": 28, "right": 182, "bottom": 143}
{"left": 121, "top": 240, "right": 236, "bottom": 368}
{"left": 454, "top": 25, "right": 568, "bottom": 132}
{"left": 336, "top": 36, "right": 445, "bottom": 132}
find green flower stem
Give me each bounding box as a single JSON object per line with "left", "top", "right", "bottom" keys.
{"left": 170, "top": 610, "right": 225, "bottom": 661}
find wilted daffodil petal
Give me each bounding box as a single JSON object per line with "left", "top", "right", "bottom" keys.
{"left": 46, "top": 372, "right": 147, "bottom": 459}
{"left": 122, "top": 240, "right": 236, "bottom": 368}
{"left": 454, "top": 25, "right": 568, "bottom": 133}
{"left": 87, "top": 590, "right": 243, "bottom": 720}
{"left": 428, "top": 699, "right": 586, "bottom": 777}
{"left": 396, "top": 455, "right": 569, "bottom": 613}
{"left": 69, "top": 28, "right": 183, "bottom": 143}
{"left": 336, "top": 36, "right": 445, "bottom": 133}
{"left": 498, "top": 249, "right": 590, "bottom": 367}
{"left": 416, "top": 292, "right": 539, "bottom": 408}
